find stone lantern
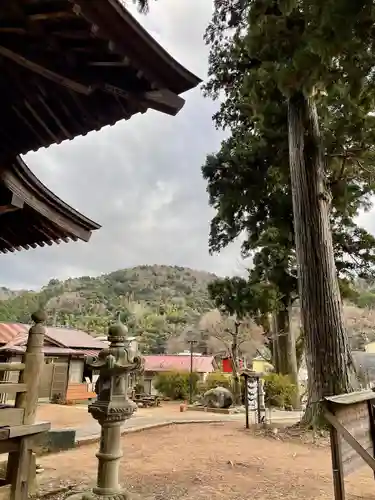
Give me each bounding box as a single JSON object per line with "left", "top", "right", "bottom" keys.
{"left": 67, "top": 320, "right": 144, "bottom": 500}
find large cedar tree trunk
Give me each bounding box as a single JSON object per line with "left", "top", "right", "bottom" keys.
{"left": 261, "top": 314, "right": 276, "bottom": 369}
{"left": 287, "top": 91, "right": 357, "bottom": 427}
{"left": 275, "top": 307, "right": 300, "bottom": 409}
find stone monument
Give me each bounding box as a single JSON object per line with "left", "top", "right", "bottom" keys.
{"left": 203, "top": 386, "right": 234, "bottom": 409}
{"left": 67, "top": 320, "right": 144, "bottom": 500}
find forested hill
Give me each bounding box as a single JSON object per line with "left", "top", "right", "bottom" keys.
{"left": 2, "top": 265, "right": 374, "bottom": 354}
{"left": 0, "top": 265, "right": 217, "bottom": 352}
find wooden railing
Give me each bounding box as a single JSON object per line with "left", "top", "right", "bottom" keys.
{"left": 0, "top": 311, "right": 51, "bottom": 500}
{"left": 0, "top": 364, "right": 26, "bottom": 426}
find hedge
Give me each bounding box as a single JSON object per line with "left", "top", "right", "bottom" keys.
{"left": 153, "top": 371, "right": 199, "bottom": 400}
{"left": 263, "top": 373, "right": 297, "bottom": 408}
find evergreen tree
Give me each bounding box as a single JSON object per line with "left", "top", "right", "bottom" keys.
{"left": 204, "top": 0, "right": 375, "bottom": 426}
{"left": 120, "top": 1, "right": 149, "bottom": 12}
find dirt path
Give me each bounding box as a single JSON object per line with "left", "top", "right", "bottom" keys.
{"left": 36, "top": 403, "right": 188, "bottom": 429}
{"left": 35, "top": 422, "right": 375, "bottom": 500}
{"left": 36, "top": 402, "right": 300, "bottom": 434}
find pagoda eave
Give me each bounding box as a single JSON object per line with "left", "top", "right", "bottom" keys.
{"left": 0, "top": 0, "right": 202, "bottom": 158}
{"left": 0, "top": 156, "right": 100, "bottom": 254}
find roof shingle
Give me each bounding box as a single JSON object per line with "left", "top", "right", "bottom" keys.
{"left": 144, "top": 355, "right": 215, "bottom": 373}
{"left": 0, "top": 323, "right": 106, "bottom": 349}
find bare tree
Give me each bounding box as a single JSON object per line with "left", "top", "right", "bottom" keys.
{"left": 344, "top": 304, "right": 375, "bottom": 349}
{"left": 166, "top": 335, "right": 187, "bottom": 354}
{"left": 199, "top": 310, "right": 263, "bottom": 404}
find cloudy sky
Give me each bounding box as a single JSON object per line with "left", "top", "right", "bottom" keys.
{"left": 0, "top": 0, "right": 245, "bottom": 290}
{"left": 1, "top": 0, "right": 373, "bottom": 290}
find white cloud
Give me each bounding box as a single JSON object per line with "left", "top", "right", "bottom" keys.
{"left": 3, "top": 0, "right": 370, "bottom": 291}
{"left": 0, "top": 0, "right": 243, "bottom": 289}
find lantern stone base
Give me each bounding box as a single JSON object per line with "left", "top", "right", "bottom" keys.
{"left": 66, "top": 488, "right": 132, "bottom": 500}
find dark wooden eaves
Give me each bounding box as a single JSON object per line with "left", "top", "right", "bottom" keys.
{"left": 0, "top": 156, "right": 100, "bottom": 253}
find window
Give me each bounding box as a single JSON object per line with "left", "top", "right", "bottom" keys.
{"left": 69, "top": 360, "right": 84, "bottom": 383}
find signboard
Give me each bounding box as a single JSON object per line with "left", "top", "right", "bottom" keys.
{"left": 247, "top": 378, "right": 258, "bottom": 410}
{"left": 325, "top": 390, "right": 375, "bottom": 500}
{"left": 335, "top": 402, "right": 374, "bottom": 476}
{"left": 241, "top": 370, "right": 265, "bottom": 428}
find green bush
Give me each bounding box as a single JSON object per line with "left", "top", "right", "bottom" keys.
{"left": 198, "top": 372, "right": 246, "bottom": 404}
{"left": 205, "top": 372, "right": 233, "bottom": 390}
{"left": 154, "top": 371, "right": 199, "bottom": 400}
{"left": 263, "top": 373, "right": 297, "bottom": 408}
{"left": 198, "top": 372, "right": 238, "bottom": 395}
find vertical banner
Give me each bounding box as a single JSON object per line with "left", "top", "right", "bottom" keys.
{"left": 247, "top": 377, "right": 258, "bottom": 423}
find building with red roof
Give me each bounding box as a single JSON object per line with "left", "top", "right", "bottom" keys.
{"left": 0, "top": 322, "right": 106, "bottom": 403}
{"left": 0, "top": 324, "right": 219, "bottom": 400}
{"left": 142, "top": 354, "right": 217, "bottom": 395}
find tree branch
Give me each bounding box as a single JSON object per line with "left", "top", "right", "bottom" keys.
{"left": 255, "top": 349, "right": 271, "bottom": 364}
{"left": 209, "top": 333, "right": 231, "bottom": 354}
{"left": 356, "top": 159, "right": 375, "bottom": 179}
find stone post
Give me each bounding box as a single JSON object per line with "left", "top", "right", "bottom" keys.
{"left": 67, "top": 320, "right": 144, "bottom": 500}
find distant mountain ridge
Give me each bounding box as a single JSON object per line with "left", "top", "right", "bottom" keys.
{"left": 1, "top": 266, "right": 375, "bottom": 354}
{"left": 0, "top": 265, "right": 217, "bottom": 353}
{"left": 0, "top": 287, "right": 23, "bottom": 300}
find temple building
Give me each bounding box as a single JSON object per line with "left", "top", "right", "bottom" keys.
{"left": 0, "top": 0, "right": 201, "bottom": 251}
{"left": 0, "top": 3, "right": 200, "bottom": 498}
{"left": 0, "top": 156, "right": 100, "bottom": 252}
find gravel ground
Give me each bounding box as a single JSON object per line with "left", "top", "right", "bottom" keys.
{"left": 25, "top": 422, "right": 375, "bottom": 500}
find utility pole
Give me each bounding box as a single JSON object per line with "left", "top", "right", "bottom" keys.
{"left": 187, "top": 339, "right": 197, "bottom": 405}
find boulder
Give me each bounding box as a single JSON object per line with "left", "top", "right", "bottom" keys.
{"left": 203, "top": 386, "right": 234, "bottom": 409}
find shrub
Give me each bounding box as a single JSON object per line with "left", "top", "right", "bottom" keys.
{"left": 51, "top": 393, "right": 64, "bottom": 404}
{"left": 198, "top": 371, "right": 246, "bottom": 399}
{"left": 263, "top": 373, "right": 297, "bottom": 408}
{"left": 154, "top": 371, "right": 199, "bottom": 400}
{"left": 205, "top": 372, "right": 232, "bottom": 390}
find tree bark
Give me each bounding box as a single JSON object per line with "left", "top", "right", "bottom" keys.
{"left": 287, "top": 91, "right": 357, "bottom": 427}
{"left": 276, "top": 309, "right": 290, "bottom": 374}
{"left": 257, "top": 313, "right": 273, "bottom": 364}
{"left": 271, "top": 313, "right": 280, "bottom": 373}
{"left": 231, "top": 328, "right": 241, "bottom": 405}
{"left": 275, "top": 307, "right": 300, "bottom": 409}
{"left": 296, "top": 329, "right": 305, "bottom": 372}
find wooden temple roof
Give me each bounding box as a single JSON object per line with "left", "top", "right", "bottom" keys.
{"left": 0, "top": 0, "right": 202, "bottom": 157}
{"left": 0, "top": 1, "right": 201, "bottom": 253}
{"left": 0, "top": 156, "right": 100, "bottom": 253}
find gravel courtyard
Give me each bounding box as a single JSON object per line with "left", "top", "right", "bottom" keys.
{"left": 32, "top": 422, "right": 375, "bottom": 500}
